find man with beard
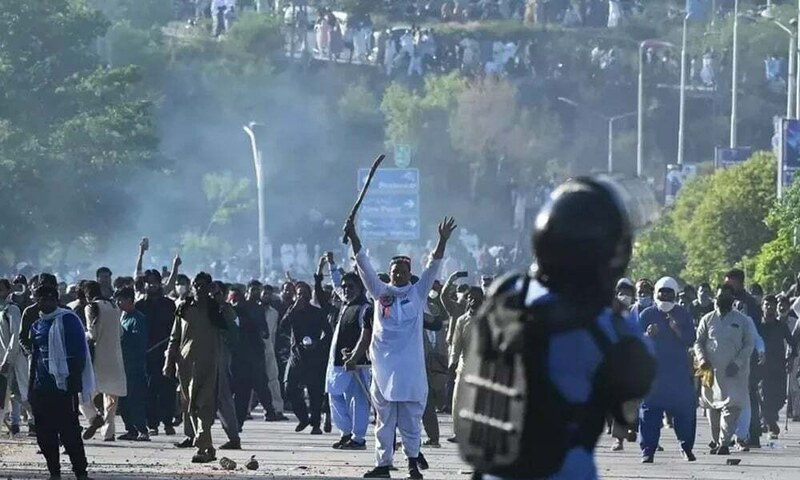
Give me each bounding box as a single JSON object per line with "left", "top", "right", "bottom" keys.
{"left": 81, "top": 281, "right": 127, "bottom": 443}
{"left": 164, "top": 272, "right": 226, "bottom": 463}
{"left": 135, "top": 268, "right": 178, "bottom": 436}
{"left": 283, "top": 281, "right": 332, "bottom": 435}
{"left": 28, "top": 285, "right": 92, "bottom": 480}
{"left": 694, "top": 285, "right": 755, "bottom": 455}
{"left": 325, "top": 264, "right": 373, "bottom": 451}
{"left": 448, "top": 286, "right": 484, "bottom": 444}
{"left": 230, "top": 283, "right": 279, "bottom": 429}
{"left": 344, "top": 216, "right": 457, "bottom": 480}
{"left": 638, "top": 277, "right": 697, "bottom": 463}
{"left": 757, "top": 295, "right": 796, "bottom": 439}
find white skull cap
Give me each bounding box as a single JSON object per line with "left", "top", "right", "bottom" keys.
{"left": 655, "top": 276, "right": 679, "bottom": 293}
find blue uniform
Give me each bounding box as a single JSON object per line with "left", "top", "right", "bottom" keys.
{"left": 637, "top": 305, "right": 696, "bottom": 456}
{"left": 486, "top": 279, "right": 650, "bottom": 480}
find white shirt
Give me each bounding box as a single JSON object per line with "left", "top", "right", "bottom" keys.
{"left": 355, "top": 251, "right": 441, "bottom": 402}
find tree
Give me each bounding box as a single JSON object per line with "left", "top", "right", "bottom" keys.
{"left": 629, "top": 215, "right": 687, "bottom": 283}
{"left": 0, "top": 0, "right": 161, "bottom": 263}
{"left": 753, "top": 180, "right": 800, "bottom": 291}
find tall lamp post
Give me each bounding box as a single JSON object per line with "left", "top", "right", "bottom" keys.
{"left": 678, "top": 14, "right": 690, "bottom": 165}
{"left": 730, "top": 0, "right": 740, "bottom": 148}
{"left": 558, "top": 97, "right": 638, "bottom": 173}
{"left": 243, "top": 122, "right": 268, "bottom": 281}
{"left": 637, "top": 39, "right": 675, "bottom": 177}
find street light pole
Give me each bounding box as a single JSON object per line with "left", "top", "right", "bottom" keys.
{"left": 607, "top": 119, "right": 614, "bottom": 173}
{"left": 730, "top": 0, "right": 740, "bottom": 148}
{"left": 790, "top": 29, "right": 797, "bottom": 118}
{"left": 243, "top": 122, "right": 267, "bottom": 281}
{"left": 678, "top": 14, "right": 689, "bottom": 165}
{"left": 637, "top": 39, "right": 675, "bottom": 177}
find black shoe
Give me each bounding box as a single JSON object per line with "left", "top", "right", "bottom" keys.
{"left": 324, "top": 418, "right": 332, "bottom": 433}
{"left": 708, "top": 441, "right": 718, "bottom": 450}
{"left": 641, "top": 454, "right": 654, "bottom": 463}
{"left": 626, "top": 430, "right": 637, "bottom": 442}
{"left": 446, "top": 436, "right": 458, "bottom": 444}
{"left": 27, "top": 423, "right": 37, "bottom": 437}
{"left": 333, "top": 434, "right": 352, "bottom": 449}
{"left": 164, "top": 425, "right": 176, "bottom": 436}
{"left": 191, "top": 448, "right": 216, "bottom": 463}
{"left": 715, "top": 446, "right": 730, "bottom": 455}
{"left": 310, "top": 426, "right": 323, "bottom": 435}
{"left": 219, "top": 440, "right": 241, "bottom": 450}
{"left": 340, "top": 439, "right": 367, "bottom": 450}
{"left": 422, "top": 439, "right": 440, "bottom": 448}
{"left": 117, "top": 432, "right": 138, "bottom": 441}
{"left": 735, "top": 439, "right": 750, "bottom": 452}
{"left": 174, "top": 437, "right": 194, "bottom": 448}
{"left": 407, "top": 459, "right": 423, "bottom": 479}
{"left": 656, "top": 445, "right": 664, "bottom": 452}
{"left": 611, "top": 439, "right": 623, "bottom": 451}
{"left": 82, "top": 416, "right": 104, "bottom": 440}
{"left": 417, "top": 452, "right": 429, "bottom": 471}
{"left": 363, "top": 466, "right": 391, "bottom": 478}
{"left": 682, "top": 450, "right": 696, "bottom": 462}
{"left": 265, "top": 412, "right": 289, "bottom": 422}
{"left": 295, "top": 420, "right": 310, "bottom": 432}
{"left": 9, "top": 424, "right": 20, "bottom": 435}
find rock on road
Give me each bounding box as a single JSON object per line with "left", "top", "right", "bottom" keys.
{"left": 3, "top": 411, "right": 800, "bottom": 479}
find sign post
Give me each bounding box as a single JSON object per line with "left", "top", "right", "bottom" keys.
{"left": 356, "top": 168, "right": 420, "bottom": 240}
{"left": 780, "top": 118, "right": 800, "bottom": 198}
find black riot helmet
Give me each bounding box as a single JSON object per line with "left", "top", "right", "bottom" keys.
{"left": 532, "top": 177, "right": 632, "bottom": 304}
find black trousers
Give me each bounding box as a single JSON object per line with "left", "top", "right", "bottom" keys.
{"left": 284, "top": 357, "right": 325, "bottom": 427}
{"left": 29, "top": 390, "right": 88, "bottom": 476}
{"left": 233, "top": 345, "right": 274, "bottom": 427}
{"left": 146, "top": 355, "right": 177, "bottom": 430}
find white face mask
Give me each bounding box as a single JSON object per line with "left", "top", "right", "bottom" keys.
{"left": 176, "top": 285, "right": 189, "bottom": 297}
{"left": 655, "top": 300, "right": 675, "bottom": 313}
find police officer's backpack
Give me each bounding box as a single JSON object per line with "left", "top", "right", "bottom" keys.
{"left": 455, "top": 275, "right": 655, "bottom": 478}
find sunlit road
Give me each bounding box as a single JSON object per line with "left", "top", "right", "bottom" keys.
{"left": 3, "top": 410, "right": 800, "bottom": 479}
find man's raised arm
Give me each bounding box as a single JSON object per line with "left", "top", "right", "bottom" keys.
{"left": 416, "top": 217, "right": 457, "bottom": 299}
{"left": 344, "top": 218, "right": 386, "bottom": 300}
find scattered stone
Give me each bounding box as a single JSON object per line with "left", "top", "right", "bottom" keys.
{"left": 219, "top": 457, "right": 237, "bottom": 470}
{"left": 245, "top": 455, "right": 259, "bottom": 470}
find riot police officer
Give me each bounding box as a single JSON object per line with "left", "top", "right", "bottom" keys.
{"left": 456, "top": 177, "right": 656, "bottom": 480}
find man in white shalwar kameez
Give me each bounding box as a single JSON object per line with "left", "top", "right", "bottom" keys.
{"left": 344, "top": 216, "right": 457, "bottom": 480}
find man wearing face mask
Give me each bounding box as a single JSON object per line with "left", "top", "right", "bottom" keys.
{"left": 637, "top": 277, "right": 697, "bottom": 463}
{"left": 163, "top": 272, "right": 226, "bottom": 463}
{"left": 756, "top": 295, "right": 796, "bottom": 439}
{"left": 282, "top": 281, "right": 332, "bottom": 435}
{"left": 694, "top": 284, "right": 755, "bottom": 455}
{"left": 135, "top": 270, "right": 177, "bottom": 437}
{"left": 448, "top": 286, "right": 484, "bottom": 444}
{"left": 632, "top": 279, "right": 654, "bottom": 321}
{"left": 615, "top": 278, "right": 635, "bottom": 310}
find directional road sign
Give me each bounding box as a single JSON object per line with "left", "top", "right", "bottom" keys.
{"left": 357, "top": 168, "right": 420, "bottom": 240}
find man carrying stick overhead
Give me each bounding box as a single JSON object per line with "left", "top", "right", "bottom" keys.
{"left": 343, "top": 216, "right": 457, "bottom": 480}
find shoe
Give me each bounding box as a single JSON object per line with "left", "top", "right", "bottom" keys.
{"left": 324, "top": 419, "right": 332, "bottom": 433}
{"left": 310, "top": 426, "right": 323, "bottom": 435}
{"left": 82, "top": 416, "right": 104, "bottom": 440}
{"left": 220, "top": 440, "right": 242, "bottom": 450}
{"left": 417, "top": 452, "right": 429, "bottom": 471}
{"left": 295, "top": 420, "right": 310, "bottom": 432}
{"left": 715, "top": 446, "right": 730, "bottom": 455}
{"left": 9, "top": 424, "right": 20, "bottom": 436}
{"left": 136, "top": 433, "right": 151, "bottom": 442}
{"left": 191, "top": 448, "right": 217, "bottom": 463}
{"left": 682, "top": 450, "right": 696, "bottom": 462}
{"left": 333, "top": 434, "right": 352, "bottom": 449}
{"left": 264, "top": 412, "right": 289, "bottom": 422}
{"left": 363, "top": 466, "right": 391, "bottom": 478}
{"left": 708, "top": 441, "right": 718, "bottom": 450}
{"left": 626, "top": 430, "right": 637, "bottom": 442}
{"left": 148, "top": 428, "right": 159, "bottom": 436}
{"left": 28, "top": 423, "right": 37, "bottom": 437}
{"left": 340, "top": 439, "right": 367, "bottom": 450}
{"left": 407, "top": 458, "right": 424, "bottom": 479}
{"left": 735, "top": 439, "right": 750, "bottom": 452}
{"left": 174, "top": 437, "right": 194, "bottom": 448}
{"left": 770, "top": 432, "right": 779, "bottom": 440}
{"left": 611, "top": 439, "right": 623, "bottom": 451}
{"left": 446, "top": 436, "right": 458, "bottom": 444}
{"left": 164, "top": 425, "right": 176, "bottom": 436}
{"left": 117, "top": 432, "right": 138, "bottom": 441}
{"left": 641, "top": 454, "right": 654, "bottom": 463}
{"left": 656, "top": 445, "right": 664, "bottom": 452}
{"left": 422, "top": 439, "right": 440, "bottom": 448}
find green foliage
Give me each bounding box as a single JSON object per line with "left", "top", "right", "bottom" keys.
{"left": 87, "top": 0, "right": 173, "bottom": 29}
{"left": 202, "top": 172, "right": 255, "bottom": 232}
{"left": 338, "top": 81, "right": 381, "bottom": 127}
{"left": 222, "top": 12, "right": 285, "bottom": 63}
{"left": 677, "top": 152, "right": 776, "bottom": 283}
{"left": 752, "top": 181, "right": 800, "bottom": 291}
{"left": 629, "top": 215, "right": 686, "bottom": 283}
{"left": 380, "top": 84, "right": 425, "bottom": 146}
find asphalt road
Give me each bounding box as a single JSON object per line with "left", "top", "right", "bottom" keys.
{"left": 3, "top": 409, "right": 800, "bottom": 479}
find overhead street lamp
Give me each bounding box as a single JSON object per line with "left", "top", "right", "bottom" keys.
{"left": 637, "top": 39, "right": 676, "bottom": 177}
{"left": 730, "top": 0, "right": 740, "bottom": 147}
{"left": 243, "top": 122, "right": 268, "bottom": 281}
{"left": 558, "top": 97, "right": 639, "bottom": 173}
{"left": 678, "top": 14, "right": 690, "bottom": 166}
{"left": 756, "top": 8, "right": 799, "bottom": 119}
